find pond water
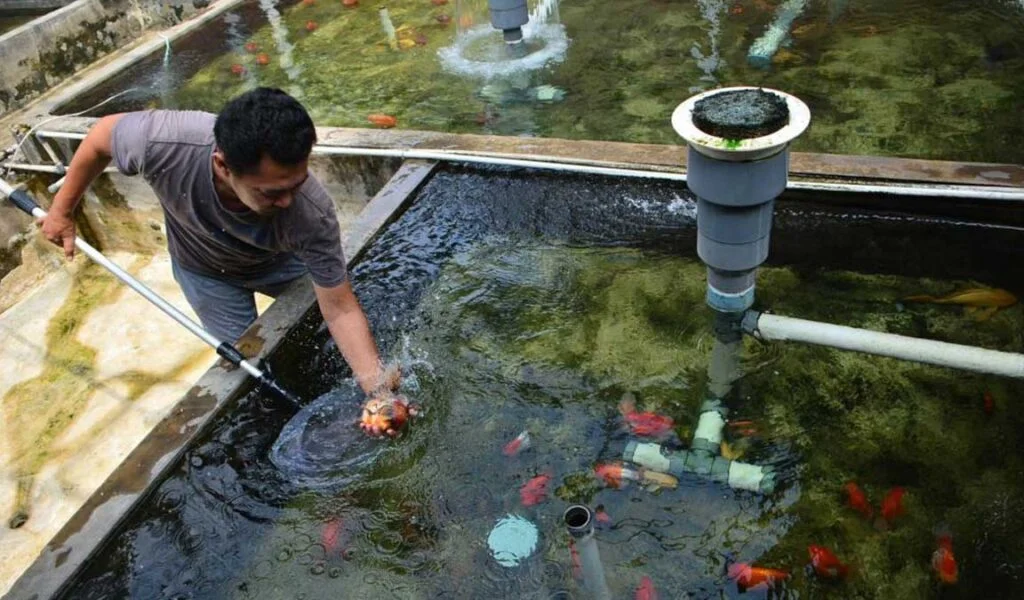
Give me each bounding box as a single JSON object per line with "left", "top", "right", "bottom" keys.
{"left": 58, "top": 166, "right": 1024, "bottom": 599}
{"left": 57, "top": 0, "right": 1024, "bottom": 164}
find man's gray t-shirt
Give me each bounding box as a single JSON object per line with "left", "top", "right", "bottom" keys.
{"left": 110, "top": 110, "right": 347, "bottom": 287}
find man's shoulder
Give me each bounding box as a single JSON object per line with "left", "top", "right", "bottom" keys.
{"left": 118, "top": 110, "right": 217, "bottom": 147}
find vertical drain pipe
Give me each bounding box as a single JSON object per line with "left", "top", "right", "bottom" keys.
{"left": 620, "top": 88, "right": 811, "bottom": 494}
{"left": 564, "top": 505, "right": 612, "bottom": 600}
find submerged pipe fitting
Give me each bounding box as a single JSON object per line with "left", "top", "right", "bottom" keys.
{"left": 488, "top": 0, "right": 529, "bottom": 43}
{"left": 563, "top": 505, "right": 612, "bottom": 600}
{"left": 672, "top": 87, "right": 810, "bottom": 313}
{"left": 691, "top": 396, "right": 728, "bottom": 454}
{"left": 624, "top": 441, "right": 777, "bottom": 494}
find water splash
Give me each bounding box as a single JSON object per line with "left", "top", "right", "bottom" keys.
{"left": 689, "top": 0, "right": 726, "bottom": 92}
{"left": 438, "top": 0, "right": 569, "bottom": 80}
{"left": 257, "top": 0, "right": 302, "bottom": 90}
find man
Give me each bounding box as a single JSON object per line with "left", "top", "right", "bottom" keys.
{"left": 39, "top": 87, "right": 404, "bottom": 435}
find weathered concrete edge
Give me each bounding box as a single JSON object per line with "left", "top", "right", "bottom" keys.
{"left": 19, "top": 117, "right": 1024, "bottom": 190}
{"left": 1, "top": 159, "right": 438, "bottom": 600}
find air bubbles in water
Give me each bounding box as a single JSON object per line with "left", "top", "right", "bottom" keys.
{"left": 437, "top": 23, "right": 569, "bottom": 80}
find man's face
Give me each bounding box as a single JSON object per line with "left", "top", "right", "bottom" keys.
{"left": 218, "top": 153, "right": 309, "bottom": 216}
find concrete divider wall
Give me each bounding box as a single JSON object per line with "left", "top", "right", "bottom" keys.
{"left": 0, "top": 0, "right": 210, "bottom": 117}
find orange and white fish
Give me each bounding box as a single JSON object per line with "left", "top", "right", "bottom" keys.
{"left": 594, "top": 462, "right": 642, "bottom": 489}
{"left": 932, "top": 527, "right": 958, "bottom": 584}
{"left": 728, "top": 562, "right": 789, "bottom": 592}
{"left": 808, "top": 545, "right": 850, "bottom": 580}
{"left": 502, "top": 430, "right": 531, "bottom": 457}
{"left": 902, "top": 287, "right": 1017, "bottom": 320}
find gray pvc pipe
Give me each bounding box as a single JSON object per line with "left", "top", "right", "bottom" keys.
{"left": 563, "top": 505, "right": 612, "bottom": 600}
{"left": 744, "top": 311, "right": 1024, "bottom": 379}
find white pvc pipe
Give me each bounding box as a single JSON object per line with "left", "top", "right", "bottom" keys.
{"left": 21, "top": 131, "right": 1024, "bottom": 202}
{"left": 745, "top": 311, "right": 1024, "bottom": 378}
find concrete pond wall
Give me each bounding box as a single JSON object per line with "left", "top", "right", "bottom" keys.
{"left": 0, "top": 0, "right": 214, "bottom": 117}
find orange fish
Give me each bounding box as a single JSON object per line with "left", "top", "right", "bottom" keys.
{"left": 902, "top": 288, "right": 1018, "bottom": 321}
{"left": 635, "top": 575, "right": 657, "bottom": 600}
{"left": 843, "top": 481, "right": 873, "bottom": 520}
{"left": 619, "top": 393, "right": 674, "bottom": 438}
{"left": 595, "top": 508, "right": 612, "bottom": 524}
{"left": 983, "top": 391, "right": 994, "bottom": 415}
{"left": 256, "top": 53, "right": 270, "bottom": 66}
{"left": 520, "top": 473, "right": 551, "bottom": 506}
{"left": 230, "top": 63, "right": 246, "bottom": 76}
{"left": 244, "top": 41, "right": 258, "bottom": 53}
{"left": 808, "top": 545, "right": 849, "bottom": 580}
{"left": 305, "top": 20, "right": 318, "bottom": 32}
{"left": 879, "top": 487, "right": 905, "bottom": 526}
{"left": 302, "top": 0, "right": 315, "bottom": 5}
{"left": 594, "top": 462, "right": 642, "bottom": 488}
{"left": 321, "top": 517, "right": 348, "bottom": 558}
{"left": 502, "top": 430, "right": 531, "bottom": 457}
{"left": 932, "top": 529, "right": 958, "bottom": 584}
{"left": 342, "top": 0, "right": 358, "bottom": 6}
{"left": 569, "top": 539, "right": 582, "bottom": 580}
{"left": 728, "top": 562, "right": 789, "bottom": 592}
{"left": 729, "top": 4, "right": 743, "bottom": 15}
{"left": 367, "top": 114, "right": 398, "bottom": 128}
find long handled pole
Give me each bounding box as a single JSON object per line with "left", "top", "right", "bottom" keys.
{"left": 0, "top": 178, "right": 300, "bottom": 406}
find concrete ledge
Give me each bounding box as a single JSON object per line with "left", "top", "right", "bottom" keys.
{"left": 0, "top": 0, "right": 219, "bottom": 117}
{"left": 0, "top": 1, "right": 74, "bottom": 15}
{"left": 2, "top": 159, "right": 437, "bottom": 600}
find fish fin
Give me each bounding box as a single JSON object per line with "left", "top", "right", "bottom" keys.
{"left": 902, "top": 295, "right": 937, "bottom": 303}
{"left": 644, "top": 483, "right": 661, "bottom": 493}
{"left": 967, "top": 306, "right": 998, "bottom": 321}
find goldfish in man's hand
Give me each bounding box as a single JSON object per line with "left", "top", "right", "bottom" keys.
{"left": 902, "top": 287, "right": 1018, "bottom": 321}
{"left": 359, "top": 394, "right": 417, "bottom": 437}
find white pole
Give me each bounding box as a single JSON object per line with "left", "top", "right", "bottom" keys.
{"left": 744, "top": 311, "right": 1024, "bottom": 378}
{"left": 18, "top": 132, "right": 1024, "bottom": 202}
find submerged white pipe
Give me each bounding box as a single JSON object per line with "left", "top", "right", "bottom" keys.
{"left": 744, "top": 311, "right": 1024, "bottom": 378}
{"left": 563, "top": 505, "right": 612, "bottom": 600}
{"left": 12, "top": 133, "right": 1024, "bottom": 202}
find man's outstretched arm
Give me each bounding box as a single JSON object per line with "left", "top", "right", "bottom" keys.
{"left": 39, "top": 113, "right": 125, "bottom": 259}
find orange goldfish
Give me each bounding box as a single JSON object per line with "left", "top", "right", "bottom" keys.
{"left": 569, "top": 539, "right": 582, "bottom": 580}
{"left": 619, "top": 393, "right": 674, "bottom": 438}
{"left": 728, "top": 562, "right": 789, "bottom": 592}
{"left": 321, "top": 517, "right": 350, "bottom": 559}
{"left": 305, "top": 20, "right": 318, "bottom": 32}
{"left": 932, "top": 528, "right": 958, "bottom": 584}
{"left": 367, "top": 114, "right": 398, "bottom": 128}
{"left": 808, "top": 545, "right": 849, "bottom": 580}
{"left": 502, "top": 430, "right": 531, "bottom": 456}
{"left": 594, "top": 462, "right": 642, "bottom": 488}
{"left": 244, "top": 41, "right": 258, "bottom": 53}
{"left": 359, "top": 395, "right": 412, "bottom": 436}
{"left": 255, "top": 53, "right": 270, "bottom": 66}
{"left": 843, "top": 481, "right": 873, "bottom": 520}
{"left": 520, "top": 473, "right": 551, "bottom": 506}
{"left": 878, "top": 487, "right": 905, "bottom": 528}
{"left": 595, "top": 508, "right": 612, "bottom": 525}
{"left": 230, "top": 63, "right": 246, "bottom": 76}
{"left": 635, "top": 575, "right": 657, "bottom": 600}
{"left": 983, "top": 391, "right": 994, "bottom": 415}
{"left": 902, "top": 287, "right": 1018, "bottom": 321}
{"left": 342, "top": 0, "right": 358, "bottom": 6}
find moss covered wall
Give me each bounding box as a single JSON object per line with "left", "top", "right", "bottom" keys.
{"left": 0, "top": 0, "right": 210, "bottom": 116}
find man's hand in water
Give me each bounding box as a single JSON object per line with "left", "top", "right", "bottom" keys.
{"left": 359, "top": 393, "right": 419, "bottom": 437}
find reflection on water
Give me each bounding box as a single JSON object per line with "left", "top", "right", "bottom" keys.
{"left": 56, "top": 0, "right": 1024, "bottom": 163}
{"left": 60, "top": 166, "right": 1024, "bottom": 599}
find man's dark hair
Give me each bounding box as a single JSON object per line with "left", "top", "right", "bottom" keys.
{"left": 214, "top": 87, "right": 316, "bottom": 174}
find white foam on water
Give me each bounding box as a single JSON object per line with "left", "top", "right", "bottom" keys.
{"left": 438, "top": 23, "right": 569, "bottom": 80}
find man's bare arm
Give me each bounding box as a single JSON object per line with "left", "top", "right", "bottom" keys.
{"left": 40, "top": 113, "right": 125, "bottom": 259}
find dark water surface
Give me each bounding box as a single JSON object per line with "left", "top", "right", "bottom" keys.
{"left": 60, "top": 166, "right": 1024, "bottom": 598}
{"left": 57, "top": 0, "right": 1024, "bottom": 163}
